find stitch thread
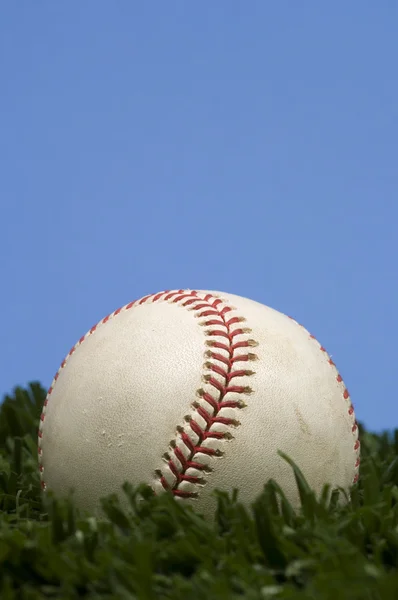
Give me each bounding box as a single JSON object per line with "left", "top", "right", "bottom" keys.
{"left": 154, "top": 293, "right": 257, "bottom": 499}
{"left": 288, "top": 316, "right": 360, "bottom": 483}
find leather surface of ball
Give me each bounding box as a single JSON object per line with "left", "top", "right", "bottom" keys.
{"left": 38, "top": 289, "right": 360, "bottom": 519}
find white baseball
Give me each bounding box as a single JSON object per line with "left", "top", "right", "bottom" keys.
{"left": 38, "top": 289, "right": 360, "bottom": 519}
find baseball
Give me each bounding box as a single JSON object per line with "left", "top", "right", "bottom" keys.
{"left": 38, "top": 289, "right": 360, "bottom": 519}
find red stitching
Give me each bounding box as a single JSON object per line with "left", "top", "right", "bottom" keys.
{"left": 156, "top": 294, "right": 256, "bottom": 499}
{"left": 289, "top": 316, "right": 360, "bottom": 485}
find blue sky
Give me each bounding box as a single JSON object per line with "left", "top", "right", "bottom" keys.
{"left": 1, "top": 3, "right": 396, "bottom": 433}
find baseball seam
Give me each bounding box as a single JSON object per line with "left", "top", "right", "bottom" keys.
{"left": 38, "top": 289, "right": 360, "bottom": 502}
{"left": 152, "top": 291, "right": 257, "bottom": 499}
{"left": 289, "top": 316, "right": 360, "bottom": 483}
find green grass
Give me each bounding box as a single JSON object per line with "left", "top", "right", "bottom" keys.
{"left": 1, "top": 383, "right": 398, "bottom": 599}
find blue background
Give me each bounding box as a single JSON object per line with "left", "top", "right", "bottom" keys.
{"left": 1, "top": 2, "right": 396, "bottom": 432}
